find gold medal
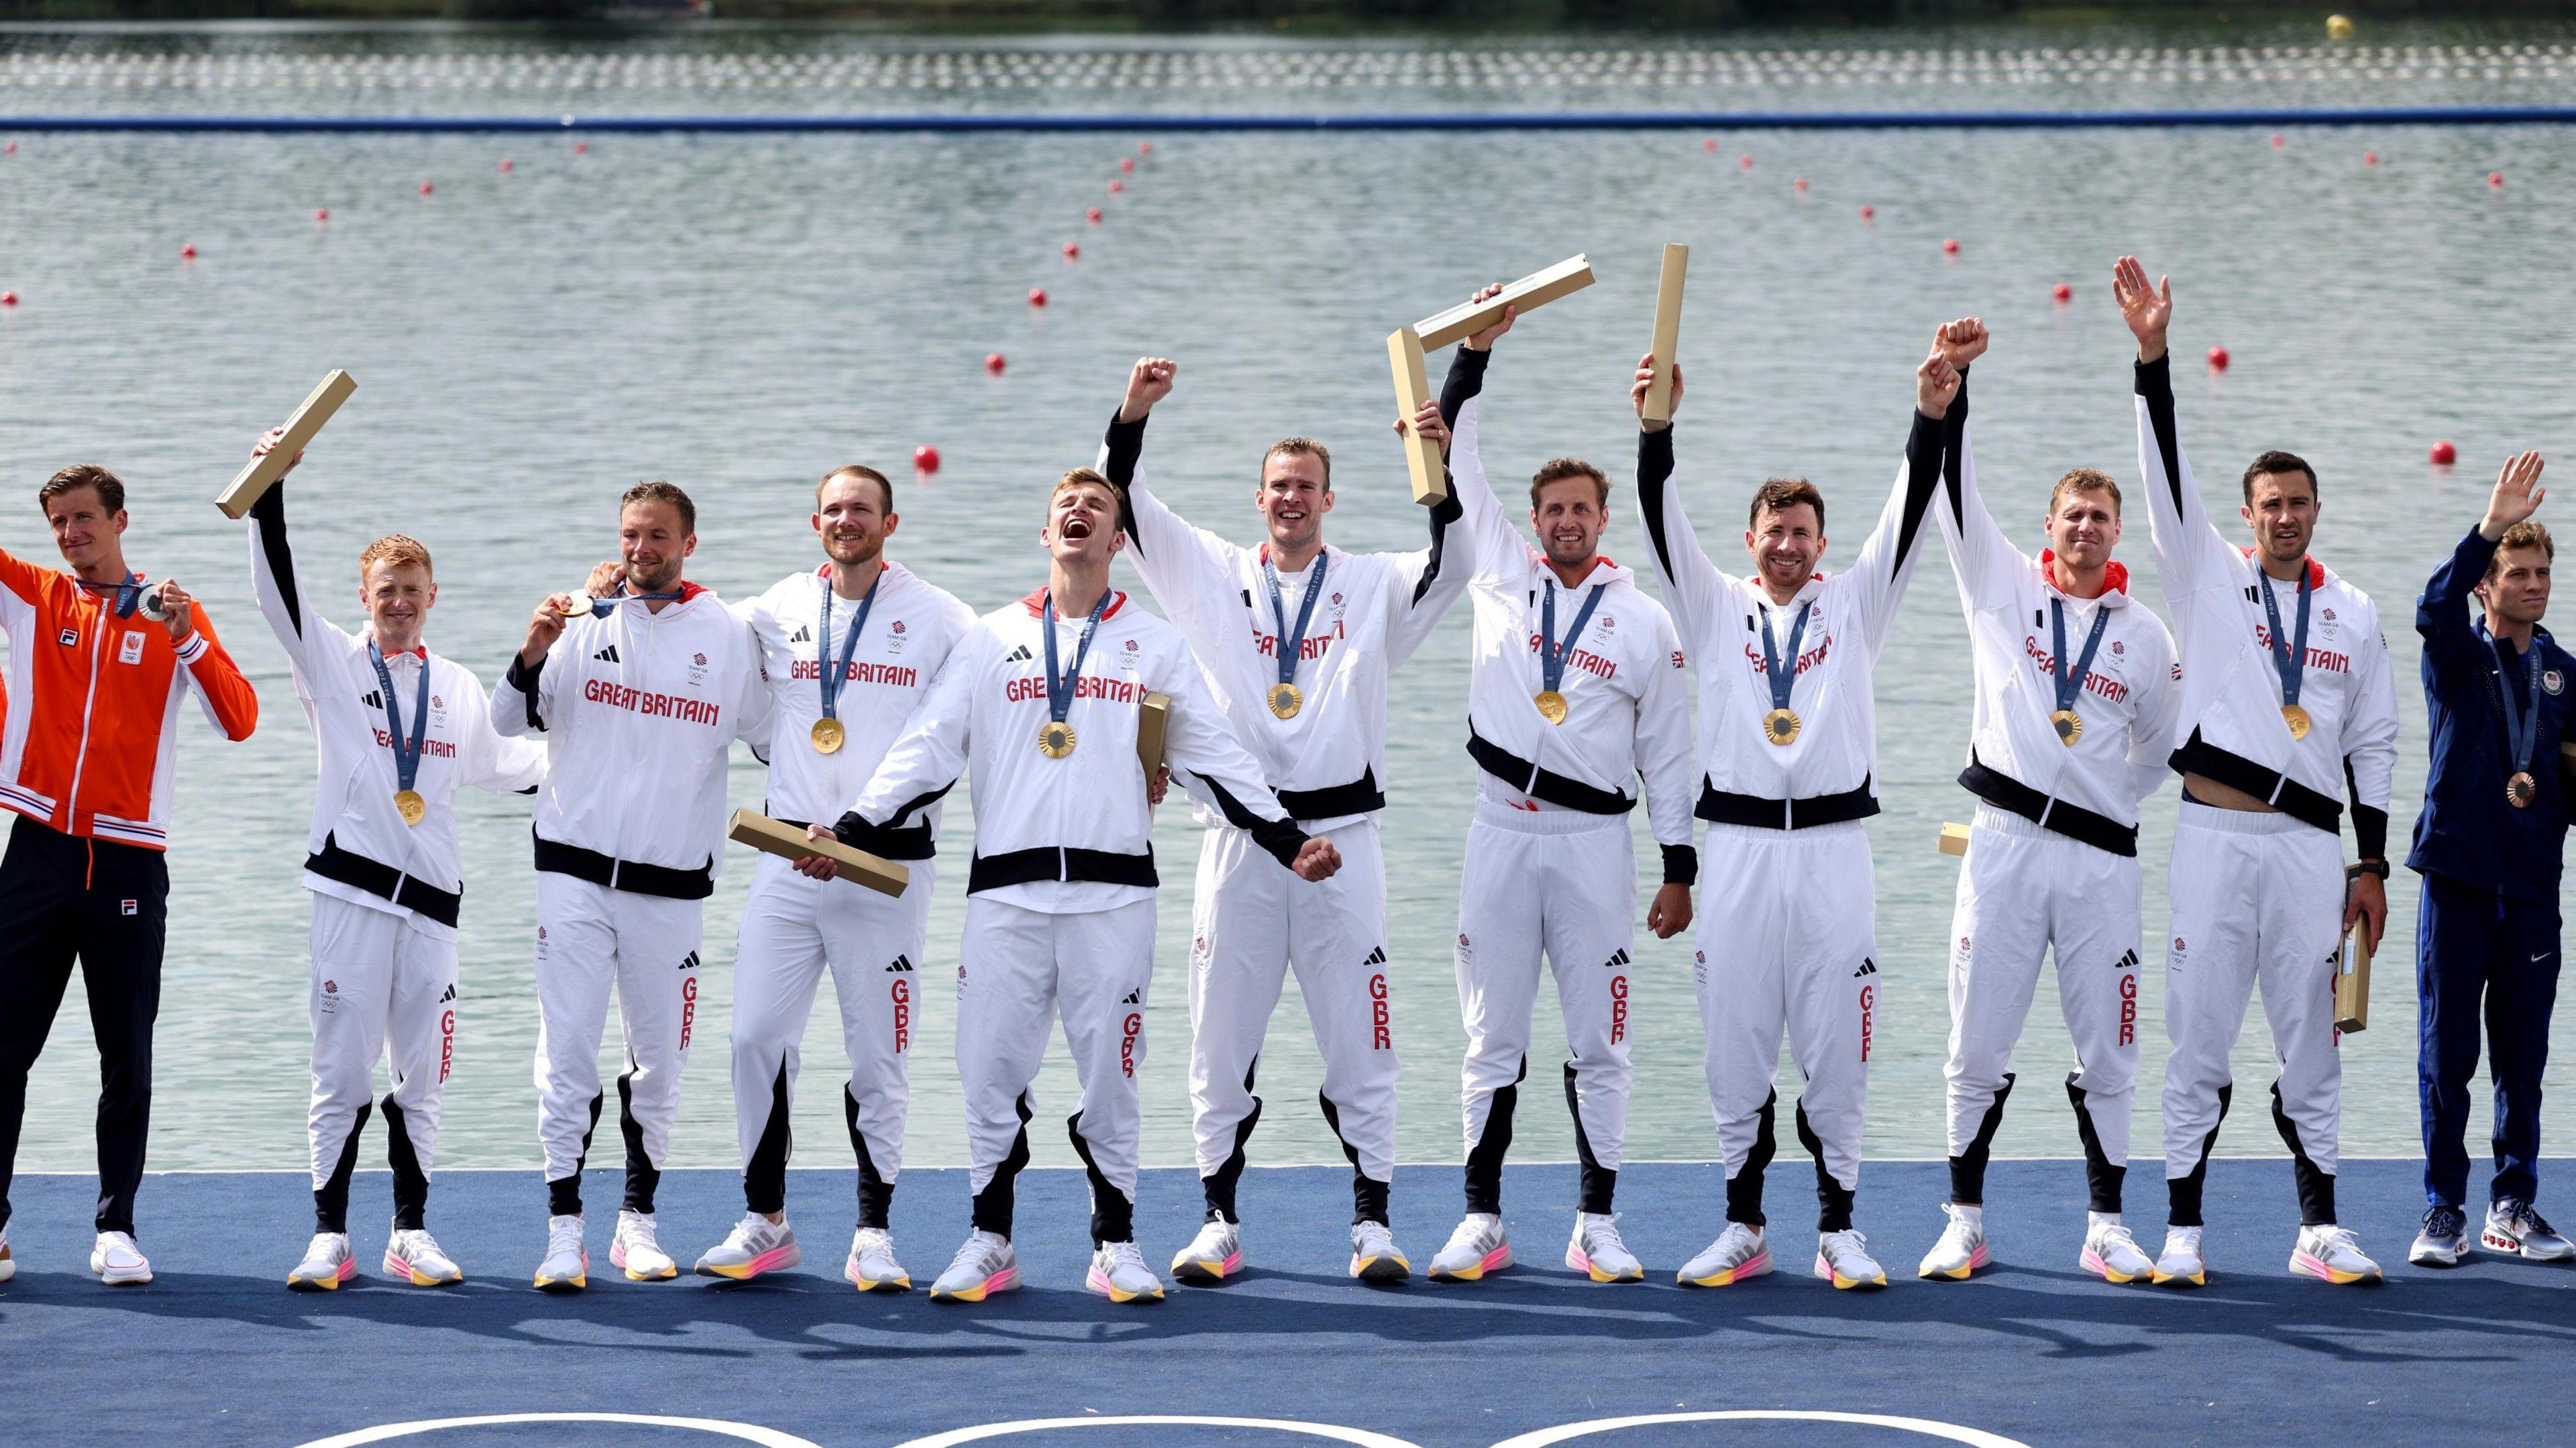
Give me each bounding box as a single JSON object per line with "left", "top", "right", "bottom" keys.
{"left": 1534, "top": 689, "right": 1569, "bottom": 725}
{"left": 2281, "top": 703, "right": 2312, "bottom": 740}
{"left": 2049, "top": 709, "right": 2084, "bottom": 746}
{"left": 811, "top": 717, "right": 846, "bottom": 754}
{"left": 1762, "top": 707, "right": 1802, "bottom": 746}
{"left": 555, "top": 594, "right": 592, "bottom": 618}
{"left": 1267, "top": 682, "right": 1303, "bottom": 720}
{"left": 2509, "top": 771, "right": 2538, "bottom": 809}
{"left": 394, "top": 789, "right": 427, "bottom": 827}
{"left": 1038, "top": 720, "right": 1077, "bottom": 759}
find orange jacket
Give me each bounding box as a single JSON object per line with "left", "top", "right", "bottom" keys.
{"left": 0, "top": 547, "right": 258, "bottom": 848}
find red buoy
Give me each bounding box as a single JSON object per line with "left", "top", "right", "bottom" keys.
{"left": 500, "top": 158, "right": 514, "bottom": 173}
{"left": 1, "top": 292, "right": 15, "bottom": 307}
{"left": 1120, "top": 157, "right": 1135, "bottom": 173}
{"left": 3, "top": 142, "right": 14, "bottom": 155}
{"left": 1028, "top": 287, "right": 1048, "bottom": 307}
{"left": 2364, "top": 151, "right": 2379, "bottom": 166}
{"left": 2207, "top": 345, "right": 2231, "bottom": 371}
{"left": 2270, "top": 134, "right": 2284, "bottom": 148}
{"left": 574, "top": 141, "right": 588, "bottom": 154}
{"left": 1138, "top": 141, "right": 1154, "bottom": 154}
{"left": 419, "top": 180, "right": 434, "bottom": 195}
{"left": 984, "top": 353, "right": 1007, "bottom": 375}
{"left": 1793, "top": 178, "right": 1808, "bottom": 192}
{"left": 2430, "top": 439, "right": 2458, "bottom": 466}
{"left": 1063, "top": 242, "right": 1079, "bottom": 260}
{"left": 1108, "top": 180, "right": 1123, "bottom": 194}
{"left": 1739, "top": 154, "right": 1754, "bottom": 170}
{"left": 315, "top": 207, "right": 329, "bottom": 222}
{"left": 1942, "top": 238, "right": 1960, "bottom": 255}
{"left": 1087, "top": 207, "right": 1103, "bottom": 223}
{"left": 913, "top": 445, "right": 941, "bottom": 474}
{"left": 1703, "top": 137, "right": 1717, "bottom": 152}
{"left": 1859, "top": 204, "right": 1875, "bottom": 220}
{"left": 2053, "top": 282, "right": 2072, "bottom": 302}
{"left": 2490, "top": 171, "right": 2504, "bottom": 187}
{"left": 180, "top": 243, "right": 197, "bottom": 260}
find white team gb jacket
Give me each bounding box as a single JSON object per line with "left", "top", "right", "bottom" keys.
{"left": 1095, "top": 410, "right": 1475, "bottom": 830}
{"left": 738, "top": 561, "right": 975, "bottom": 846}
{"left": 1442, "top": 349, "right": 1696, "bottom": 876}
{"left": 1634, "top": 394, "right": 1943, "bottom": 824}
{"left": 491, "top": 581, "right": 771, "bottom": 892}
{"left": 841, "top": 588, "right": 1313, "bottom": 915}
{"left": 248, "top": 485, "right": 545, "bottom": 939}
{"left": 2133, "top": 353, "right": 2399, "bottom": 855}
{"left": 1937, "top": 374, "right": 2181, "bottom": 838}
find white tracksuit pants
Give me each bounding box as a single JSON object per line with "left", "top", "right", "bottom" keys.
{"left": 956, "top": 896, "right": 1155, "bottom": 1247}
{"left": 729, "top": 852, "right": 934, "bottom": 1224}
{"left": 1187, "top": 818, "right": 1397, "bottom": 1225}
{"left": 307, "top": 894, "right": 458, "bottom": 1233}
{"left": 1697, "top": 820, "right": 1877, "bottom": 1231}
{"left": 532, "top": 871, "right": 706, "bottom": 1215}
{"left": 1943, "top": 807, "right": 2144, "bottom": 1213}
{"left": 2160, "top": 800, "right": 2347, "bottom": 1226}
{"left": 1454, "top": 802, "right": 1638, "bottom": 1217}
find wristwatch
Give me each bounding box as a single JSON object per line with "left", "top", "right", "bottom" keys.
{"left": 2347, "top": 859, "right": 2390, "bottom": 881}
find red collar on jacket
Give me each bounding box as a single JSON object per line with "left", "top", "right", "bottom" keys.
{"left": 2038, "top": 550, "right": 2131, "bottom": 596}
{"left": 1020, "top": 587, "right": 1128, "bottom": 620}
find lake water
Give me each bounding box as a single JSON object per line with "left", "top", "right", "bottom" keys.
{"left": 3, "top": 21, "right": 2571, "bottom": 1207}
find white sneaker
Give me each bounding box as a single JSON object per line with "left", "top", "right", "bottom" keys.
{"left": 2482, "top": 1198, "right": 2576, "bottom": 1262}
{"left": 928, "top": 1229, "right": 1019, "bottom": 1302}
{"left": 287, "top": 1231, "right": 355, "bottom": 1291}
{"left": 2080, "top": 1213, "right": 2154, "bottom": 1284}
{"left": 1814, "top": 1229, "right": 1887, "bottom": 1290}
{"left": 610, "top": 1209, "right": 677, "bottom": 1282}
{"left": 694, "top": 1213, "right": 800, "bottom": 1281}
{"left": 0, "top": 1226, "right": 14, "bottom": 1283}
{"left": 1085, "top": 1239, "right": 1165, "bottom": 1303}
{"left": 1428, "top": 1213, "right": 1511, "bottom": 1282}
{"left": 2410, "top": 1205, "right": 2469, "bottom": 1267}
{"left": 2289, "top": 1224, "right": 2382, "bottom": 1284}
{"left": 1350, "top": 1219, "right": 1411, "bottom": 1282}
{"left": 1917, "top": 1203, "right": 1988, "bottom": 1280}
{"left": 1566, "top": 1212, "right": 1644, "bottom": 1282}
{"left": 91, "top": 1231, "right": 152, "bottom": 1286}
{"left": 1677, "top": 1222, "right": 1772, "bottom": 1287}
{"left": 846, "top": 1226, "right": 910, "bottom": 1292}
{"left": 1170, "top": 1219, "right": 1242, "bottom": 1284}
{"left": 2152, "top": 1225, "right": 2206, "bottom": 1288}
{"left": 534, "top": 1213, "right": 588, "bottom": 1292}
{"left": 384, "top": 1227, "right": 464, "bottom": 1286}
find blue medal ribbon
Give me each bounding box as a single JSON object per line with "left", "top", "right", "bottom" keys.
{"left": 2050, "top": 597, "right": 2114, "bottom": 719}
{"left": 2259, "top": 565, "right": 2314, "bottom": 710}
{"left": 1759, "top": 602, "right": 1812, "bottom": 716}
{"left": 367, "top": 639, "right": 431, "bottom": 803}
{"left": 2491, "top": 632, "right": 2544, "bottom": 783}
{"left": 1042, "top": 588, "right": 1112, "bottom": 728}
{"left": 1264, "top": 549, "right": 1328, "bottom": 693}
{"left": 78, "top": 573, "right": 148, "bottom": 618}
{"left": 816, "top": 569, "right": 879, "bottom": 724}
{"left": 1540, "top": 579, "right": 1609, "bottom": 698}
{"left": 590, "top": 585, "right": 684, "bottom": 618}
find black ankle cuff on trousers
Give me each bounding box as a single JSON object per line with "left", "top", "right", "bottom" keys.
{"left": 1352, "top": 1174, "right": 1391, "bottom": 1227}
{"left": 547, "top": 1175, "right": 582, "bottom": 1218}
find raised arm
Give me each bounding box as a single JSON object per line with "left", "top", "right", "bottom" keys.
{"left": 1440, "top": 288, "right": 1534, "bottom": 587}
{"left": 2118, "top": 256, "right": 2237, "bottom": 602}
{"left": 1159, "top": 646, "right": 1338, "bottom": 880}
{"left": 1925, "top": 320, "right": 2020, "bottom": 615}
{"left": 241, "top": 433, "right": 356, "bottom": 679}
{"left": 1628, "top": 352, "right": 1734, "bottom": 644}
{"left": 1095, "top": 357, "right": 1248, "bottom": 636}
{"left": 1382, "top": 411, "right": 1471, "bottom": 669}
{"left": 1841, "top": 349, "right": 1953, "bottom": 653}
{"left": 2420, "top": 452, "right": 2546, "bottom": 669}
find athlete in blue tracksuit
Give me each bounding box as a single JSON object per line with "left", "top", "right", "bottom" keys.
{"left": 2406, "top": 451, "right": 2574, "bottom": 1266}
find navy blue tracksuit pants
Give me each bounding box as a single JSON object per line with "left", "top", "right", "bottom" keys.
{"left": 2418, "top": 871, "right": 2561, "bottom": 1209}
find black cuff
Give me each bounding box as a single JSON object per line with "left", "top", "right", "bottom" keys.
{"left": 1102, "top": 410, "right": 1146, "bottom": 490}
{"left": 2134, "top": 351, "right": 2171, "bottom": 397}
{"left": 1658, "top": 843, "right": 1697, "bottom": 887}
{"left": 2351, "top": 804, "right": 2389, "bottom": 863}
{"left": 1438, "top": 345, "right": 1490, "bottom": 425}
{"left": 832, "top": 810, "right": 908, "bottom": 857}
{"left": 504, "top": 651, "right": 546, "bottom": 730}
{"left": 1638, "top": 424, "right": 1675, "bottom": 490}
{"left": 1253, "top": 818, "right": 1313, "bottom": 873}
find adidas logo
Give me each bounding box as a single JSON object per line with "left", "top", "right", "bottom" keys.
{"left": 1006, "top": 644, "right": 1034, "bottom": 663}
{"left": 679, "top": 950, "right": 701, "bottom": 971}
{"left": 360, "top": 689, "right": 382, "bottom": 709}
{"left": 885, "top": 954, "right": 915, "bottom": 973}
{"left": 437, "top": 983, "right": 456, "bottom": 1004}
{"left": 594, "top": 643, "right": 621, "bottom": 664}
{"left": 1853, "top": 956, "right": 1878, "bottom": 978}
{"left": 1120, "top": 989, "right": 1141, "bottom": 1005}
{"left": 2114, "top": 948, "right": 2141, "bottom": 972}
{"left": 790, "top": 625, "right": 811, "bottom": 643}
{"left": 1362, "top": 946, "right": 1387, "bottom": 967}
{"left": 1602, "top": 947, "right": 1631, "bottom": 970}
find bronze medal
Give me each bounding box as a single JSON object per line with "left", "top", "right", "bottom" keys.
{"left": 1267, "top": 681, "right": 1303, "bottom": 720}
{"left": 2049, "top": 709, "right": 2084, "bottom": 746}
{"left": 1038, "top": 720, "right": 1077, "bottom": 759}
{"left": 2509, "top": 771, "right": 2538, "bottom": 809}
{"left": 1762, "top": 707, "right": 1802, "bottom": 746}
{"left": 1534, "top": 689, "right": 1569, "bottom": 725}
{"left": 2281, "top": 703, "right": 2312, "bottom": 740}
{"left": 394, "top": 789, "right": 427, "bottom": 828}
{"left": 810, "top": 717, "right": 846, "bottom": 755}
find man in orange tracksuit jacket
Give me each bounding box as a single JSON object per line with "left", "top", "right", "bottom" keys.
{"left": 0, "top": 464, "right": 258, "bottom": 1286}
